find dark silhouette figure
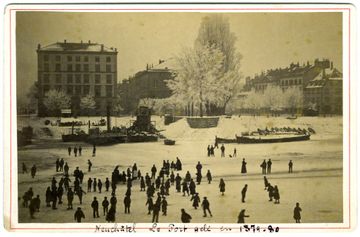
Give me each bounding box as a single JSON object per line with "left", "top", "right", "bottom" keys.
{"left": 267, "top": 184, "right": 274, "bottom": 201}
{"left": 67, "top": 188, "right": 74, "bottom": 210}
{"left": 237, "top": 209, "right": 249, "bottom": 223}
{"left": 140, "top": 176, "right": 146, "bottom": 191}
{"left": 56, "top": 158, "right": 60, "bottom": 172}
{"left": 74, "top": 146, "right": 78, "bottom": 157}
{"left": 175, "top": 174, "right": 182, "bottom": 192}
{"left": 88, "top": 160, "right": 92, "bottom": 172}
{"left": 191, "top": 193, "right": 200, "bottom": 209}
{"left": 31, "top": 165, "right": 37, "bottom": 178}
{"left": 207, "top": 145, "right": 211, "bottom": 157}
{"left": 161, "top": 197, "right": 168, "bottom": 216}
{"left": 293, "top": 202, "right": 302, "bottom": 223}
{"left": 105, "top": 178, "right": 110, "bottom": 192}
{"left": 68, "top": 147, "right": 71, "bottom": 156}
{"left": 106, "top": 206, "right": 116, "bottom": 222}
{"left": 110, "top": 194, "right": 117, "bottom": 212}
{"left": 288, "top": 160, "right": 293, "bottom": 173}
{"left": 267, "top": 159, "right": 272, "bottom": 174}
{"left": 91, "top": 197, "right": 100, "bottom": 218}
{"left": 206, "top": 170, "right": 212, "bottom": 184}
{"left": 22, "top": 163, "right": 28, "bottom": 174}
{"left": 102, "top": 197, "right": 109, "bottom": 216}
{"left": 92, "top": 144, "right": 96, "bottom": 157}
{"left": 93, "top": 178, "right": 97, "bottom": 192}
{"left": 146, "top": 197, "right": 154, "bottom": 215}
{"left": 78, "top": 146, "right": 82, "bottom": 156}
{"left": 263, "top": 176, "right": 269, "bottom": 190}
{"left": 241, "top": 158, "right": 247, "bottom": 174}
{"left": 124, "top": 195, "right": 131, "bottom": 214}
{"left": 220, "top": 144, "right": 225, "bottom": 157}
{"left": 201, "top": 197, "right": 212, "bottom": 217}
{"left": 219, "top": 178, "right": 225, "bottom": 195}
{"left": 182, "top": 181, "right": 189, "bottom": 196}
{"left": 176, "top": 157, "right": 182, "bottom": 170}
{"left": 77, "top": 187, "right": 86, "bottom": 204}
{"left": 233, "top": 148, "right": 237, "bottom": 158}
{"left": 152, "top": 200, "right": 160, "bottom": 223}
{"left": 181, "top": 209, "right": 192, "bottom": 223}
{"left": 151, "top": 165, "right": 157, "bottom": 179}
{"left": 74, "top": 207, "right": 85, "bottom": 223}
{"left": 260, "top": 160, "right": 267, "bottom": 174}
{"left": 87, "top": 178, "right": 93, "bottom": 192}
{"left": 45, "top": 187, "right": 52, "bottom": 207}
{"left": 241, "top": 184, "right": 248, "bottom": 203}
{"left": 273, "top": 185, "right": 280, "bottom": 204}
{"left": 98, "top": 179, "right": 103, "bottom": 193}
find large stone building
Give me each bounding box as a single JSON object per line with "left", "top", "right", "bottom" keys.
{"left": 118, "top": 60, "right": 175, "bottom": 114}
{"left": 37, "top": 40, "right": 118, "bottom": 116}
{"left": 243, "top": 59, "right": 343, "bottom": 115}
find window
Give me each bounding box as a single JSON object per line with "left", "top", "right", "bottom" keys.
{"left": 67, "top": 86, "right": 73, "bottom": 95}
{"left": 43, "top": 74, "right": 50, "bottom": 84}
{"left": 95, "top": 85, "right": 101, "bottom": 96}
{"left": 67, "top": 56, "right": 72, "bottom": 62}
{"left": 75, "top": 74, "right": 81, "bottom": 84}
{"left": 75, "top": 85, "right": 81, "bottom": 94}
{"left": 106, "top": 64, "right": 111, "bottom": 72}
{"left": 55, "top": 55, "right": 61, "bottom": 61}
{"left": 55, "top": 64, "right": 61, "bottom": 72}
{"left": 44, "top": 63, "right": 49, "bottom": 71}
{"left": 55, "top": 85, "right": 62, "bottom": 91}
{"left": 95, "top": 64, "right": 100, "bottom": 72}
{"left": 106, "top": 85, "right": 112, "bottom": 97}
{"left": 67, "top": 64, "right": 73, "bottom": 72}
{"left": 106, "top": 56, "right": 111, "bottom": 63}
{"left": 43, "top": 85, "right": 50, "bottom": 94}
{"left": 95, "top": 56, "right": 100, "bottom": 62}
{"left": 75, "top": 56, "right": 81, "bottom": 62}
{"left": 83, "top": 85, "right": 90, "bottom": 95}
{"left": 44, "top": 55, "right": 49, "bottom": 61}
{"left": 67, "top": 74, "right": 73, "bottom": 84}
{"left": 106, "top": 74, "right": 112, "bottom": 84}
{"left": 84, "top": 56, "right": 89, "bottom": 62}
{"left": 83, "top": 74, "right": 89, "bottom": 84}
{"left": 95, "top": 74, "right": 101, "bottom": 84}
{"left": 55, "top": 74, "right": 62, "bottom": 84}
{"left": 76, "top": 64, "right": 81, "bottom": 72}
{"left": 83, "top": 64, "right": 89, "bottom": 72}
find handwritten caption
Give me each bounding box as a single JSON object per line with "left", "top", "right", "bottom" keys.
{"left": 95, "top": 223, "right": 280, "bottom": 233}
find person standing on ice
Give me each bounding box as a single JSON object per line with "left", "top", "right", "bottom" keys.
{"left": 182, "top": 180, "right": 190, "bottom": 196}
{"left": 191, "top": 193, "right": 200, "bottom": 209}
{"left": 64, "top": 162, "right": 69, "bottom": 176}
{"left": 219, "top": 178, "right": 226, "bottom": 195}
{"left": 241, "top": 158, "right": 247, "bottom": 174}
{"left": 22, "top": 162, "right": 28, "bottom": 174}
{"left": 92, "top": 144, "right": 96, "bottom": 157}
{"left": 98, "top": 179, "right": 103, "bottom": 193}
{"left": 273, "top": 185, "right": 280, "bottom": 204}
{"left": 68, "top": 146, "right": 71, "bottom": 156}
{"left": 210, "top": 145, "right": 215, "bottom": 157}
{"left": 201, "top": 197, "right": 212, "bottom": 217}
{"left": 91, "top": 197, "right": 100, "bottom": 218}
{"left": 288, "top": 160, "right": 293, "bottom": 173}
{"left": 74, "top": 146, "right": 78, "bottom": 157}
{"left": 241, "top": 184, "right": 248, "bottom": 203}
{"left": 78, "top": 146, "right": 82, "bottom": 156}
{"left": 151, "top": 165, "right": 157, "bottom": 179}
{"left": 207, "top": 145, "right": 211, "bottom": 157}
{"left": 77, "top": 187, "right": 86, "bottom": 204}
{"left": 31, "top": 164, "right": 37, "bottom": 178}
{"left": 88, "top": 160, "right": 92, "bottom": 172}
{"left": 237, "top": 209, "right": 249, "bottom": 223}
{"left": 87, "top": 178, "right": 93, "bottom": 192}
{"left": 260, "top": 160, "right": 267, "bottom": 174}
{"left": 196, "top": 161, "right": 203, "bottom": 176}
{"left": 220, "top": 144, "right": 225, "bottom": 157}
{"left": 67, "top": 187, "right": 74, "bottom": 210}
{"left": 263, "top": 176, "right": 269, "bottom": 190}
{"left": 56, "top": 158, "right": 60, "bottom": 172}
{"left": 110, "top": 194, "right": 117, "bottom": 212}
{"left": 124, "top": 195, "right": 131, "bottom": 214}
{"left": 233, "top": 148, "right": 237, "bottom": 158}
{"left": 140, "top": 176, "right": 146, "bottom": 191}
{"left": 181, "top": 209, "right": 192, "bottom": 223}
{"left": 293, "top": 202, "right": 302, "bottom": 223}
{"left": 105, "top": 177, "right": 110, "bottom": 192}
{"left": 206, "top": 170, "right": 212, "bottom": 184}
{"left": 146, "top": 196, "right": 154, "bottom": 214}
{"left": 176, "top": 157, "right": 182, "bottom": 170}
{"left": 74, "top": 207, "right": 85, "bottom": 223}
{"left": 175, "top": 173, "right": 182, "bottom": 192}
{"left": 267, "top": 159, "right": 273, "bottom": 174}
{"left": 102, "top": 196, "right": 109, "bottom": 216}
{"left": 93, "top": 178, "right": 97, "bottom": 192}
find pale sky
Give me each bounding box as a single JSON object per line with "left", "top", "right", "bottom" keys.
{"left": 16, "top": 12, "right": 342, "bottom": 97}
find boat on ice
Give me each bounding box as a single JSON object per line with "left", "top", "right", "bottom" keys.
{"left": 236, "top": 132, "right": 310, "bottom": 144}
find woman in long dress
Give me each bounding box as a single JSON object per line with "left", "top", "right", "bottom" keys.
{"left": 241, "top": 158, "right": 247, "bottom": 174}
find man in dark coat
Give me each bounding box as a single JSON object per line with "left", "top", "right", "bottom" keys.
{"left": 151, "top": 165, "right": 157, "bottom": 179}
{"left": 161, "top": 197, "right": 168, "bottom": 216}
{"left": 77, "top": 187, "right": 86, "bottom": 204}
{"left": 288, "top": 160, "right": 293, "bottom": 173}
{"left": 260, "top": 160, "right": 267, "bottom": 174}
{"left": 201, "top": 197, "right": 212, "bottom": 217}
{"left": 206, "top": 170, "right": 212, "bottom": 184}
{"left": 67, "top": 188, "right": 74, "bottom": 210}
{"left": 181, "top": 209, "right": 192, "bottom": 223}
{"left": 74, "top": 207, "right": 85, "bottom": 223}
{"left": 267, "top": 184, "right": 274, "bottom": 201}
{"left": 140, "top": 176, "right": 146, "bottom": 191}
{"left": 87, "top": 178, "right": 93, "bottom": 192}
{"left": 106, "top": 206, "right": 116, "bottom": 222}
{"left": 196, "top": 161, "right": 202, "bottom": 175}
{"left": 29, "top": 197, "right": 37, "bottom": 219}
{"left": 293, "top": 202, "right": 302, "bottom": 223}
{"left": 220, "top": 144, "right": 225, "bottom": 157}
{"left": 33, "top": 195, "right": 41, "bottom": 212}
{"left": 105, "top": 177, "right": 110, "bottom": 192}
{"left": 102, "top": 196, "right": 109, "bottom": 216}
{"left": 78, "top": 146, "right": 82, "bottom": 156}
{"left": 176, "top": 157, "right": 182, "bottom": 170}
{"left": 88, "top": 160, "right": 92, "bottom": 172}
{"left": 152, "top": 200, "right": 160, "bottom": 223}
{"left": 51, "top": 188, "right": 58, "bottom": 210}
{"left": 237, "top": 209, "right": 249, "bottom": 223}
{"left": 93, "top": 178, "right": 97, "bottom": 192}
{"left": 110, "top": 194, "right": 117, "bottom": 212}
{"left": 267, "top": 159, "right": 272, "bottom": 174}
{"left": 68, "top": 146, "right": 71, "bottom": 156}
{"left": 124, "top": 195, "right": 131, "bottom": 214}
{"left": 175, "top": 174, "right": 182, "bottom": 192}
{"left": 91, "top": 197, "right": 100, "bottom": 218}
{"left": 146, "top": 196, "right": 154, "bottom": 215}
{"left": 241, "top": 158, "right": 247, "bottom": 174}
{"left": 31, "top": 165, "right": 37, "bottom": 178}
{"left": 241, "top": 184, "right": 248, "bottom": 203}
{"left": 182, "top": 181, "right": 190, "bottom": 196}
{"left": 56, "top": 159, "right": 60, "bottom": 172}
{"left": 74, "top": 146, "right": 78, "bottom": 157}
{"left": 92, "top": 144, "right": 96, "bottom": 157}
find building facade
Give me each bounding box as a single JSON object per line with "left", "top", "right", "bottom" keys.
{"left": 118, "top": 60, "right": 175, "bottom": 114}
{"left": 37, "top": 40, "right": 118, "bottom": 116}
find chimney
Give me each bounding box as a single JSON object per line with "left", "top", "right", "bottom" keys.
{"left": 81, "top": 40, "right": 83, "bottom": 44}
{"left": 115, "top": 48, "right": 117, "bottom": 52}
{"left": 146, "top": 64, "right": 149, "bottom": 70}
{"left": 331, "top": 61, "right": 333, "bottom": 70}
{"left": 37, "top": 44, "right": 41, "bottom": 50}
{"left": 88, "top": 40, "right": 91, "bottom": 44}
{"left": 101, "top": 44, "right": 104, "bottom": 51}
{"left": 64, "top": 39, "right": 67, "bottom": 44}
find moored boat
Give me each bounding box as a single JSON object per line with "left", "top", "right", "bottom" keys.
{"left": 236, "top": 133, "right": 310, "bottom": 144}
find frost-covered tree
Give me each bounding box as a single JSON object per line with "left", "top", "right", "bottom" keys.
{"left": 167, "top": 45, "right": 224, "bottom": 117}
{"left": 243, "top": 90, "right": 264, "bottom": 116}
{"left": 43, "top": 89, "right": 71, "bottom": 117}
{"left": 80, "top": 94, "right": 96, "bottom": 116}
{"left": 262, "top": 85, "right": 285, "bottom": 113}
{"left": 283, "top": 87, "right": 303, "bottom": 115}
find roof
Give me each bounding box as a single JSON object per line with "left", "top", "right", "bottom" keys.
{"left": 38, "top": 41, "right": 117, "bottom": 53}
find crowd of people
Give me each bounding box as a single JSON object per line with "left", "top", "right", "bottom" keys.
{"left": 20, "top": 141, "right": 302, "bottom": 224}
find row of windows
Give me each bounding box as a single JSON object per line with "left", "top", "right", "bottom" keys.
{"left": 43, "top": 85, "right": 113, "bottom": 97}
{"left": 280, "top": 79, "right": 302, "bottom": 86}
{"left": 44, "top": 54, "right": 112, "bottom": 63}
{"left": 43, "top": 63, "right": 113, "bottom": 72}
{"left": 42, "top": 74, "right": 113, "bottom": 84}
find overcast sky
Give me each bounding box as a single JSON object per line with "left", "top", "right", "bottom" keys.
{"left": 16, "top": 12, "right": 342, "bottom": 97}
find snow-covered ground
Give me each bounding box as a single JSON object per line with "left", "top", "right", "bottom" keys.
{"left": 17, "top": 115, "right": 343, "bottom": 223}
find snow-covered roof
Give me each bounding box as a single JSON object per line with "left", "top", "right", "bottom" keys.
{"left": 38, "top": 41, "right": 117, "bottom": 53}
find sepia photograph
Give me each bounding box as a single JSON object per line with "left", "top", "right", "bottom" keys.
{"left": 2, "top": 3, "right": 356, "bottom": 232}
